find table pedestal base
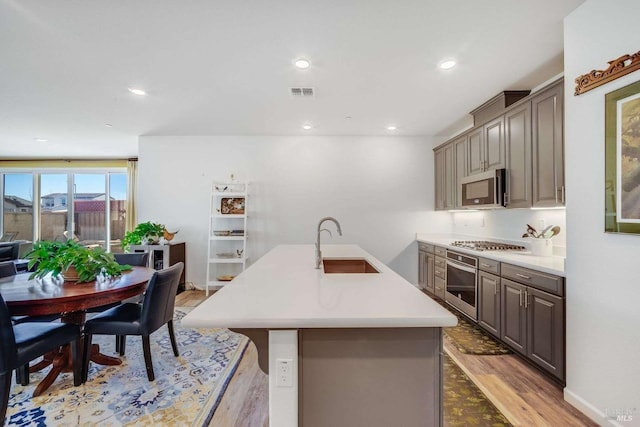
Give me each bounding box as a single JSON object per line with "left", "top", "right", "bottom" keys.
{"left": 30, "top": 342, "right": 121, "bottom": 397}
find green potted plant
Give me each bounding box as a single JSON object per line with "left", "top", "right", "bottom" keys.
{"left": 26, "top": 240, "right": 130, "bottom": 283}
{"left": 121, "top": 221, "right": 165, "bottom": 251}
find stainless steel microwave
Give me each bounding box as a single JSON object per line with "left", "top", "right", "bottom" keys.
{"left": 460, "top": 169, "right": 506, "bottom": 209}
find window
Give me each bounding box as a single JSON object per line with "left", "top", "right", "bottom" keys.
{"left": 1, "top": 168, "right": 128, "bottom": 251}
{"left": 2, "top": 173, "right": 34, "bottom": 242}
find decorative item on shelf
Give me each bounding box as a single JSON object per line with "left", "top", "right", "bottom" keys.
{"left": 216, "top": 252, "right": 235, "bottom": 258}
{"left": 163, "top": 228, "right": 179, "bottom": 242}
{"left": 230, "top": 229, "right": 244, "bottom": 236}
{"left": 121, "top": 221, "right": 166, "bottom": 250}
{"left": 220, "top": 197, "right": 245, "bottom": 214}
{"left": 236, "top": 249, "right": 244, "bottom": 258}
{"left": 25, "top": 240, "right": 130, "bottom": 283}
{"left": 214, "top": 230, "right": 231, "bottom": 236}
{"left": 216, "top": 275, "right": 235, "bottom": 282}
{"left": 521, "top": 224, "right": 561, "bottom": 257}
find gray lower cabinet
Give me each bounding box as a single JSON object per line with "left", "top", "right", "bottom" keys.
{"left": 532, "top": 81, "right": 564, "bottom": 207}
{"left": 501, "top": 279, "right": 528, "bottom": 354}
{"left": 433, "top": 250, "right": 446, "bottom": 299}
{"left": 425, "top": 253, "right": 435, "bottom": 294}
{"left": 418, "top": 250, "right": 426, "bottom": 289}
{"left": 527, "top": 287, "right": 564, "bottom": 380}
{"left": 418, "top": 244, "right": 435, "bottom": 295}
{"left": 501, "top": 277, "right": 565, "bottom": 381}
{"left": 477, "top": 271, "right": 501, "bottom": 337}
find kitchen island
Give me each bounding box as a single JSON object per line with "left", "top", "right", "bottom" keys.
{"left": 183, "top": 244, "right": 456, "bottom": 427}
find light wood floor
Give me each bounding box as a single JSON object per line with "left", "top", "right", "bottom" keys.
{"left": 176, "top": 290, "right": 595, "bottom": 427}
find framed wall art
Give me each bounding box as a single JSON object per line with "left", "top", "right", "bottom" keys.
{"left": 605, "top": 79, "right": 640, "bottom": 233}
{"left": 220, "top": 197, "right": 245, "bottom": 215}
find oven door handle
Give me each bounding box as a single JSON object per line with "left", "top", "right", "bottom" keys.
{"left": 446, "top": 260, "right": 477, "bottom": 274}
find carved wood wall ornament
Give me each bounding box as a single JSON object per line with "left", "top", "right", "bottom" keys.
{"left": 575, "top": 50, "right": 640, "bottom": 95}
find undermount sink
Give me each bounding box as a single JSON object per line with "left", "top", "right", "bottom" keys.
{"left": 322, "top": 258, "right": 379, "bottom": 274}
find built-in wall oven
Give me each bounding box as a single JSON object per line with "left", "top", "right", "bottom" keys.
{"left": 445, "top": 250, "right": 478, "bottom": 320}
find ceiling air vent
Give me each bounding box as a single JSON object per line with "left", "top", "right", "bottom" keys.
{"left": 290, "top": 87, "right": 315, "bottom": 98}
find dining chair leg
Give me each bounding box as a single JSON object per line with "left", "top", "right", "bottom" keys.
{"left": 82, "top": 334, "right": 93, "bottom": 383}
{"left": 142, "top": 335, "right": 155, "bottom": 381}
{"left": 115, "top": 335, "right": 120, "bottom": 353}
{"left": 71, "top": 337, "right": 82, "bottom": 387}
{"left": 16, "top": 364, "right": 29, "bottom": 386}
{"left": 167, "top": 320, "right": 179, "bottom": 357}
{"left": 118, "top": 336, "right": 126, "bottom": 356}
{"left": 1, "top": 371, "right": 12, "bottom": 426}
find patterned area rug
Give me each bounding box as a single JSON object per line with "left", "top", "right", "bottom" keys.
{"left": 442, "top": 305, "right": 512, "bottom": 355}
{"left": 6, "top": 308, "right": 249, "bottom": 426}
{"left": 444, "top": 353, "right": 511, "bottom": 426}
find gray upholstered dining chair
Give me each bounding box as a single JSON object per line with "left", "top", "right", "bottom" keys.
{"left": 1, "top": 293, "right": 82, "bottom": 424}
{"left": 82, "top": 262, "right": 184, "bottom": 382}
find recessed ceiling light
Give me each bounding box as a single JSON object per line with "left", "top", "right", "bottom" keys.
{"left": 105, "top": 123, "right": 113, "bottom": 127}
{"left": 386, "top": 125, "right": 397, "bottom": 131}
{"left": 33, "top": 138, "right": 48, "bottom": 142}
{"left": 295, "top": 58, "right": 311, "bottom": 69}
{"left": 302, "top": 124, "right": 312, "bottom": 130}
{"left": 439, "top": 59, "right": 457, "bottom": 70}
{"left": 128, "top": 87, "right": 147, "bottom": 96}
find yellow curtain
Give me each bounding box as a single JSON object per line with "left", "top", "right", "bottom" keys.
{"left": 126, "top": 159, "right": 138, "bottom": 232}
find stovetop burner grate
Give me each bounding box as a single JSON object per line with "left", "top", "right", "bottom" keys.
{"left": 450, "top": 240, "right": 526, "bottom": 251}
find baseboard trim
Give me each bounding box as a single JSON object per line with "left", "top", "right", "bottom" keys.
{"left": 564, "top": 388, "right": 624, "bottom": 427}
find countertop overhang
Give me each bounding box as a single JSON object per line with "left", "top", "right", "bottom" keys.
{"left": 416, "top": 234, "right": 565, "bottom": 276}
{"left": 182, "top": 244, "right": 457, "bottom": 329}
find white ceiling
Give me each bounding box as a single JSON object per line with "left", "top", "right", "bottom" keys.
{"left": 0, "top": 0, "right": 584, "bottom": 159}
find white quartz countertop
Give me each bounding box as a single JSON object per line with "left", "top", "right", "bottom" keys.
{"left": 416, "top": 234, "right": 565, "bottom": 277}
{"left": 182, "top": 244, "right": 457, "bottom": 329}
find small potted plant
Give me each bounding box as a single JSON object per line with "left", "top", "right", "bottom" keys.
{"left": 26, "top": 240, "right": 130, "bottom": 283}
{"left": 121, "top": 221, "right": 165, "bottom": 251}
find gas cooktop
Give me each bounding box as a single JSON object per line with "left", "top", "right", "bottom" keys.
{"left": 450, "top": 240, "right": 526, "bottom": 252}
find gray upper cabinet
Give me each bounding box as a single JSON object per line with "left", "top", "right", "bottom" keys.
{"left": 434, "top": 148, "right": 445, "bottom": 210}
{"left": 466, "top": 117, "right": 505, "bottom": 177}
{"left": 434, "top": 144, "right": 455, "bottom": 210}
{"left": 484, "top": 116, "right": 506, "bottom": 171}
{"left": 532, "top": 81, "right": 564, "bottom": 207}
{"left": 453, "top": 136, "right": 467, "bottom": 207}
{"left": 505, "top": 102, "right": 532, "bottom": 208}
{"left": 467, "top": 127, "right": 484, "bottom": 176}
{"left": 433, "top": 78, "right": 564, "bottom": 211}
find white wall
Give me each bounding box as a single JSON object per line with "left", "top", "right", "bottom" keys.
{"left": 138, "top": 136, "right": 451, "bottom": 287}
{"left": 564, "top": 1, "right": 640, "bottom": 425}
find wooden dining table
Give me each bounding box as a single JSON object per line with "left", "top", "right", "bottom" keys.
{"left": 0, "top": 266, "right": 155, "bottom": 396}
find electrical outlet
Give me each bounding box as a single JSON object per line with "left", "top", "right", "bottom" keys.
{"left": 276, "top": 358, "right": 293, "bottom": 387}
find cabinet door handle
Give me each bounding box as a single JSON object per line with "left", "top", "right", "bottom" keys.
{"left": 561, "top": 186, "right": 565, "bottom": 204}
{"left": 516, "top": 273, "right": 531, "bottom": 280}
{"left": 481, "top": 263, "right": 492, "bottom": 268}
{"left": 524, "top": 289, "right": 529, "bottom": 308}
{"left": 435, "top": 270, "right": 442, "bottom": 276}
{"left": 519, "top": 290, "right": 523, "bottom": 307}
{"left": 493, "top": 282, "right": 497, "bottom": 295}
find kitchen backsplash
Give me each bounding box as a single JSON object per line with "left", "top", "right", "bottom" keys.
{"left": 448, "top": 208, "right": 566, "bottom": 255}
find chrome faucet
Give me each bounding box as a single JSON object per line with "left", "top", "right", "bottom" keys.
{"left": 316, "top": 217, "right": 342, "bottom": 269}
